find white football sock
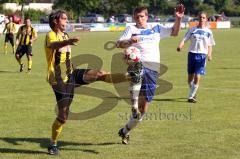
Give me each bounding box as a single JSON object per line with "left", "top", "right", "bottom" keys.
{"left": 123, "top": 113, "right": 145, "bottom": 135}
{"left": 129, "top": 80, "right": 142, "bottom": 109}
{"left": 188, "top": 80, "right": 193, "bottom": 88}
{"left": 188, "top": 83, "right": 199, "bottom": 99}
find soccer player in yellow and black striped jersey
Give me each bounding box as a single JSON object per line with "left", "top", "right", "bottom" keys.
{"left": 15, "top": 17, "right": 37, "bottom": 73}
{"left": 2, "top": 17, "right": 16, "bottom": 54}
{"left": 45, "top": 10, "right": 129, "bottom": 155}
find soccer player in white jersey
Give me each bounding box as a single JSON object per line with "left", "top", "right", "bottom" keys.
{"left": 116, "top": 5, "right": 185, "bottom": 144}
{"left": 177, "top": 11, "right": 215, "bottom": 103}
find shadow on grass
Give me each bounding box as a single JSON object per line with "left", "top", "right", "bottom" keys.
{"left": 216, "top": 67, "right": 240, "bottom": 70}
{"left": 0, "top": 148, "right": 46, "bottom": 154}
{"left": 0, "top": 137, "right": 120, "bottom": 155}
{"left": 153, "top": 98, "right": 187, "bottom": 102}
{"left": 107, "top": 96, "right": 188, "bottom": 103}
{"left": 0, "top": 70, "right": 18, "bottom": 74}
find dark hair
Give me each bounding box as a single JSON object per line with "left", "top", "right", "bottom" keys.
{"left": 49, "top": 10, "right": 67, "bottom": 30}
{"left": 198, "top": 11, "right": 208, "bottom": 18}
{"left": 133, "top": 6, "right": 148, "bottom": 16}
{"left": 24, "top": 17, "right": 31, "bottom": 21}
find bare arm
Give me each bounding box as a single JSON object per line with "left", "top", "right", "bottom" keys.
{"left": 177, "top": 39, "right": 185, "bottom": 52}
{"left": 2, "top": 28, "right": 6, "bottom": 34}
{"left": 208, "top": 46, "right": 212, "bottom": 61}
{"left": 171, "top": 4, "right": 185, "bottom": 36}
{"left": 15, "top": 28, "right": 21, "bottom": 46}
{"left": 31, "top": 35, "right": 38, "bottom": 43}
{"left": 171, "top": 17, "right": 182, "bottom": 36}
{"left": 2, "top": 24, "right": 7, "bottom": 35}
{"left": 116, "top": 36, "right": 139, "bottom": 48}
{"left": 50, "top": 36, "right": 80, "bottom": 50}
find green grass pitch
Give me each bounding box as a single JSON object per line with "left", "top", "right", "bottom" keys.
{"left": 0, "top": 28, "right": 240, "bottom": 159}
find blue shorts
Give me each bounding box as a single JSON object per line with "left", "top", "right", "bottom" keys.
{"left": 188, "top": 52, "right": 207, "bottom": 75}
{"left": 140, "top": 67, "right": 159, "bottom": 102}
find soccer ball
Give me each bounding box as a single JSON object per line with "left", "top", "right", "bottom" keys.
{"left": 123, "top": 46, "right": 141, "bottom": 63}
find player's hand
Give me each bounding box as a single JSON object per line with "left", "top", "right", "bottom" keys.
{"left": 175, "top": 4, "right": 185, "bottom": 19}
{"left": 68, "top": 36, "right": 80, "bottom": 45}
{"left": 177, "top": 43, "right": 184, "bottom": 52}
{"left": 130, "top": 36, "right": 139, "bottom": 44}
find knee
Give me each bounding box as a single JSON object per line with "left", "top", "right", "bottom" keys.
{"left": 57, "top": 112, "right": 69, "bottom": 124}
{"left": 96, "top": 70, "right": 107, "bottom": 80}
{"left": 97, "top": 70, "right": 106, "bottom": 76}
{"left": 56, "top": 117, "right": 67, "bottom": 124}
{"left": 139, "top": 108, "right": 146, "bottom": 115}
{"left": 57, "top": 104, "right": 71, "bottom": 124}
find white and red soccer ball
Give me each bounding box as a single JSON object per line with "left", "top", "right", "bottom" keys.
{"left": 123, "top": 46, "right": 141, "bottom": 63}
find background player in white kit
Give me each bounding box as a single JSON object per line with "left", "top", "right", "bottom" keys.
{"left": 177, "top": 11, "right": 215, "bottom": 103}
{"left": 116, "top": 5, "right": 185, "bottom": 144}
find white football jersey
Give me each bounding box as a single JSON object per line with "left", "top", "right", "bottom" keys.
{"left": 183, "top": 26, "right": 215, "bottom": 54}
{"left": 118, "top": 24, "right": 172, "bottom": 72}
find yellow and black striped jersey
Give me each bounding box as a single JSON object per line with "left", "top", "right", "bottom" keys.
{"left": 45, "top": 31, "right": 73, "bottom": 85}
{"left": 16, "top": 25, "right": 37, "bottom": 45}
{"left": 3, "top": 22, "right": 16, "bottom": 34}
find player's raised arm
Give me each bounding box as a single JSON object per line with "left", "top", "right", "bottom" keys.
{"left": 49, "top": 36, "right": 79, "bottom": 49}
{"left": 116, "top": 26, "right": 140, "bottom": 48}
{"left": 116, "top": 36, "right": 139, "bottom": 48}
{"left": 171, "top": 4, "right": 185, "bottom": 36}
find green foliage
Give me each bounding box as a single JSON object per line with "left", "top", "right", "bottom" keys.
{"left": 53, "top": 0, "right": 101, "bottom": 17}
{"left": 24, "top": 9, "right": 47, "bottom": 21}
{"left": 230, "top": 17, "right": 240, "bottom": 27}
{"left": 2, "top": 0, "right": 240, "bottom": 18}
{"left": 0, "top": 8, "right": 15, "bottom": 16}
{"left": 197, "top": 3, "right": 216, "bottom": 15}
{"left": 148, "top": 0, "right": 170, "bottom": 15}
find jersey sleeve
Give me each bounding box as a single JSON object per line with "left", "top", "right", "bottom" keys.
{"left": 118, "top": 26, "right": 132, "bottom": 41}
{"left": 208, "top": 30, "right": 215, "bottom": 46}
{"left": 46, "top": 31, "right": 57, "bottom": 48}
{"left": 32, "top": 28, "right": 37, "bottom": 38}
{"left": 182, "top": 28, "right": 192, "bottom": 42}
{"left": 158, "top": 25, "right": 172, "bottom": 39}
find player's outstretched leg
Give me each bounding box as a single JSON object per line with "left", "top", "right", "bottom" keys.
{"left": 82, "top": 69, "right": 130, "bottom": 84}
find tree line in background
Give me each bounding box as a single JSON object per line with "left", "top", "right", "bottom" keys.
{"left": 52, "top": 0, "right": 240, "bottom": 18}
{"left": 0, "top": 0, "right": 240, "bottom": 21}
